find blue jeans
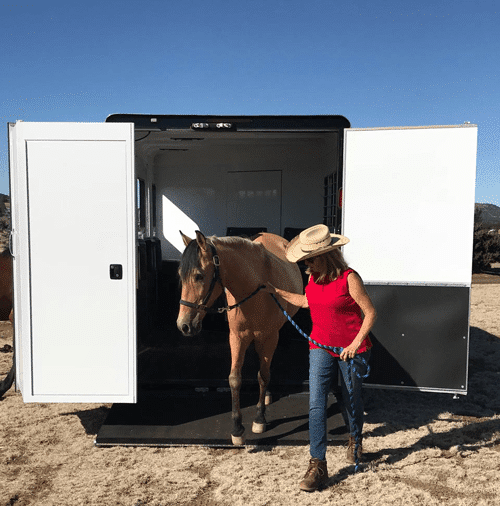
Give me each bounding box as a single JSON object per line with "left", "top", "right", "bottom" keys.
{"left": 309, "top": 348, "right": 371, "bottom": 461}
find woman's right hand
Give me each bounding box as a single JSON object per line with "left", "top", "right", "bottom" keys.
{"left": 262, "top": 283, "right": 308, "bottom": 309}
{"left": 262, "top": 282, "right": 277, "bottom": 294}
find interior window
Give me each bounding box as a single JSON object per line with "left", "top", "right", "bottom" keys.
{"left": 151, "top": 184, "right": 157, "bottom": 229}
{"left": 323, "top": 173, "right": 337, "bottom": 230}
{"left": 137, "top": 178, "right": 146, "bottom": 231}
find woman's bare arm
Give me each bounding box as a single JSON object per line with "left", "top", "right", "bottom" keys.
{"left": 262, "top": 282, "right": 309, "bottom": 309}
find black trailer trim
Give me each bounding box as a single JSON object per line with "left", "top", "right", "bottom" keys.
{"left": 106, "top": 114, "right": 350, "bottom": 132}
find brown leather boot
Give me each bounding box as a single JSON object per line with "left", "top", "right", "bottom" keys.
{"left": 299, "top": 458, "right": 328, "bottom": 492}
{"left": 346, "top": 435, "right": 363, "bottom": 464}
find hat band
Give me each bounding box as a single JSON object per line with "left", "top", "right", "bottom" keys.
{"left": 301, "top": 237, "right": 332, "bottom": 252}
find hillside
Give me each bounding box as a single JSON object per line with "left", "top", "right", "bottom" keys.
{"left": 476, "top": 203, "right": 500, "bottom": 228}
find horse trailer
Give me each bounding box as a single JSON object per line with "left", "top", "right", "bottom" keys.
{"left": 8, "top": 116, "right": 477, "bottom": 444}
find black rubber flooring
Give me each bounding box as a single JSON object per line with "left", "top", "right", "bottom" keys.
{"left": 95, "top": 389, "right": 348, "bottom": 447}
{"left": 137, "top": 325, "right": 311, "bottom": 387}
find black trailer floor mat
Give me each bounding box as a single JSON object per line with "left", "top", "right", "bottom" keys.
{"left": 95, "top": 389, "right": 348, "bottom": 447}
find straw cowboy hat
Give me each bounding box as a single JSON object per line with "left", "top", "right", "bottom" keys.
{"left": 285, "top": 224, "right": 350, "bottom": 262}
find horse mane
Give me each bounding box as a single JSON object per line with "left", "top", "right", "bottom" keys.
{"left": 178, "top": 239, "right": 201, "bottom": 283}
{"left": 178, "top": 234, "right": 262, "bottom": 283}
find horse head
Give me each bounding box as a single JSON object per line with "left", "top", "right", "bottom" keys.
{"left": 177, "top": 230, "right": 223, "bottom": 337}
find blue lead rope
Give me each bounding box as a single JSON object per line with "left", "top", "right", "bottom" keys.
{"left": 268, "top": 292, "right": 369, "bottom": 473}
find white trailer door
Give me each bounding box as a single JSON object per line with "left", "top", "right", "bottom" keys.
{"left": 343, "top": 125, "right": 477, "bottom": 285}
{"left": 9, "top": 121, "right": 136, "bottom": 403}
{"left": 342, "top": 125, "right": 477, "bottom": 394}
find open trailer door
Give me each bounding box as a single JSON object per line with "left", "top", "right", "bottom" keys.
{"left": 9, "top": 121, "right": 136, "bottom": 403}
{"left": 343, "top": 124, "right": 477, "bottom": 394}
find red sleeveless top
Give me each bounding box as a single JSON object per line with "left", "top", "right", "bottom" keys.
{"left": 305, "top": 268, "right": 372, "bottom": 358}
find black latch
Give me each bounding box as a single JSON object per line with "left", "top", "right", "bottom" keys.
{"left": 110, "top": 264, "right": 123, "bottom": 279}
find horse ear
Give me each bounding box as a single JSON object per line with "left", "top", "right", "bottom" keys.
{"left": 180, "top": 231, "right": 192, "bottom": 247}
{"left": 195, "top": 231, "right": 209, "bottom": 252}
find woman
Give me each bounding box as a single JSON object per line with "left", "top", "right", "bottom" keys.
{"left": 265, "top": 224, "right": 377, "bottom": 492}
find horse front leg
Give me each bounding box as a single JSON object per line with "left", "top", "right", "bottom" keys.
{"left": 228, "top": 332, "right": 249, "bottom": 445}
{"left": 252, "top": 332, "right": 278, "bottom": 434}
{"left": 252, "top": 369, "right": 269, "bottom": 434}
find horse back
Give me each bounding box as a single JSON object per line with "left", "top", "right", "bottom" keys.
{"left": 252, "top": 233, "right": 303, "bottom": 294}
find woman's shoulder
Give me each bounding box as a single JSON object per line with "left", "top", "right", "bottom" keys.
{"left": 346, "top": 269, "right": 368, "bottom": 292}
{"left": 343, "top": 269, "right": 365, "bottom": 289}
{"left": 328, "top": 268, "right": 356, "bottom": 285}
{"left": 341, "top": 268, "right": 357, "bottom": 280}
{"left": 344, "top": 268, "right": 361, "bottom": 279}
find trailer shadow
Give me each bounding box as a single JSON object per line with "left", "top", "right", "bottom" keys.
{"left": 61, "top": 405, "right": 111, "bottom": 436}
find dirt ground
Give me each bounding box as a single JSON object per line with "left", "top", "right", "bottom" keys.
{"left": 1, "top": 277, "right": 500, "bottom": 506}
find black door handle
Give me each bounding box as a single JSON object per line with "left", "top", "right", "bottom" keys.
{"left": 110, "top": 264, "right": 123, "bottom": 279}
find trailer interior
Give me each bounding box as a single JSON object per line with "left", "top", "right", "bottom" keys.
{"left": 106, "top": 115, "right": 349, "bottom": 388}
{"left": 91, "top": 115, "right": 351, "bottom": 446}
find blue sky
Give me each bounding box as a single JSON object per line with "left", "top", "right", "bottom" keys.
{"left": 1, "top": 0, "right": 498, "bottom": 204}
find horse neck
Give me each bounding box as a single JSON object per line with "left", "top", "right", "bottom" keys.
{"left": 213, "top": 238, "right": 265, "bottom": 298}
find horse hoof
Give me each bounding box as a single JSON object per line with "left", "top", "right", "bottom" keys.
{"left": 252, "top": 422, "right": 266, "bottom": 434}
{"left": 265, "top": 393, "right": 272, "bottom": 406}
{"left": 231, "top": 434, "right": 245, "bottom": 446}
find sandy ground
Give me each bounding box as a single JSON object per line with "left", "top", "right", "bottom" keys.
{"left": 1, "top": 280, "right": 500, "bottom": 506}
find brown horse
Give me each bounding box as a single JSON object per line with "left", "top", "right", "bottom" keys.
{"left": 0, "top": 249, "right": 14, "bottom": 398}
{"left": 0, "top": 250, "right": 13, "bottom": 321}
{"left": 177, "top": 231, "right": 303, "bottom": 445}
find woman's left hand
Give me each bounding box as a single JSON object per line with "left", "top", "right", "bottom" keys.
{"left": 340, "top": 343, "right": 359, "bottom": 361}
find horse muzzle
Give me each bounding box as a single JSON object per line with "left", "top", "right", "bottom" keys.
{"left": 177, "top": 312, "right": 203, "bottom": 337}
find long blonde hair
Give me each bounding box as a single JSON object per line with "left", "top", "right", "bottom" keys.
{"left": 306, "top": 248, "right": 349, "bottom": 283}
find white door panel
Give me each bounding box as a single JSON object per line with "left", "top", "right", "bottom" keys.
{"left": 342, "top": 126, "right": 477, "bottom": 285}
{"left": 9, "top": 122, "right": 136, "bottom": 402}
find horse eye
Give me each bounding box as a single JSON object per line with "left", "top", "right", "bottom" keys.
{"left": 194, "top": 273, "right": 204, "bottom": 283}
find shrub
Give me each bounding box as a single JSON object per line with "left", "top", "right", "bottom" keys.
{"left": 473, "top": 208, "right": 500, "bottom": 273}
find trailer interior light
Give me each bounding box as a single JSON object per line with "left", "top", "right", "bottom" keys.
{"left": 216, "top": 123, "right": 232, "bottom": 129}
{"left": 150, "top": 118, "right": 158, "bottom": 123}
{"left": 192, "top": 123, "right": 210, "bottom": 129}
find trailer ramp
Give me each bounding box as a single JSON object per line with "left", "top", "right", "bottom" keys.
{"left": 95, "top": 389, "right": 347, "bottom": 447}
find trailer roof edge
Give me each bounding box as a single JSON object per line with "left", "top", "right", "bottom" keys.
{"left": 105, "top": 114, "right": 351, "bottom": 131}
